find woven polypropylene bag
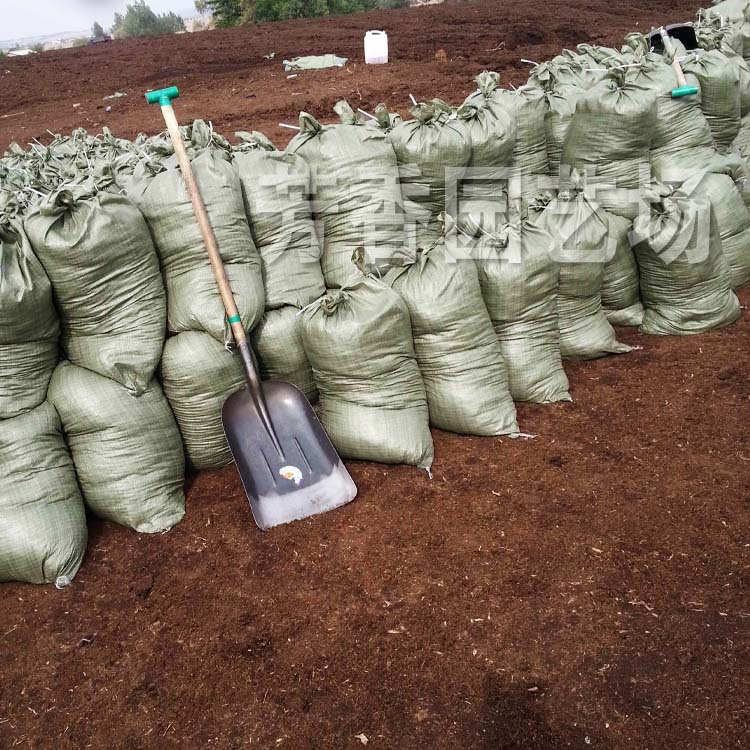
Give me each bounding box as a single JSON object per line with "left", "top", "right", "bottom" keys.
{"left": 692, "top": 170, "right": 750, "bottom": 288}
{"left": 456, "top": 94, "right": 515, "bottom": 201}
{"left": 131, "top": 147, "right": 264, "bottom": 346}
{"left": 452, "top": 97, "right": 515, "bottom": 238}
{"left": 631, "top": 180, "right": 740, "bottom": 335}
{"left": 561, "top": 72, "right": 657, "bottom": 220}
{"left": 25, "top": 187, "right": 165, "bottom": 395}
{"left": 601, "top": 213, "right": 645, "bottom": 327}
{"left": 695, "top": 21, "right": 750, "bottom": 116}
{"left": 233, "top": 137, "right": 326, "bottom": 309}
{"left": 0, "top": 401, "right": 87, "bottom": 586}
{"left": 465, "top": 73, "right": 549, "bottom": 200}
{"left": 534, "top": 188, "right": 632, "bottom": 359}
{"left": 385, "top": 222, "right": 518, "bottom": 436}
{"left": 250, "top": 306, "right": 317, "bottom": 402}
{"left": 48, "top": 361, "right": 185, "bottom": 533}
{"left": 529, "top": 57, "right": 602, "bottom": 93}
{"left": 542, "top": 86, "right": 583, "bottom": 177}
{"left": 474, "top": 211, "right": 570, "bottom": 403}
{"left": 160, "top": 331, "right": 245, "bottom": 470}
{"left": 386, "top": 100, "right": 472, "bottom": 248}
{"left": 0, "top": 219, "right": 59, "bottom": 419}
{"left": 300, "top": 276, "right": 433, "bottom": 469}
{"left": 286, "top": 102, "right": 405, "bottom": 287}
{"left": 627, "top": 50, "right": 721, "bottom": 181}
{"left": 682, "top": 49, "right": 741, "bottom": 151}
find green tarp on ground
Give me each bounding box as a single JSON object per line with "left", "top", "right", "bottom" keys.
{"left": 284, "top": 55, "right": 348, "bottom": 72}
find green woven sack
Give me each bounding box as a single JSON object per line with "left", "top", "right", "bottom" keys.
{"left": 48, "top": 361, "right": 185, "bottom": 533}
{"left": 474, "top": 208, "right": 570, "bottom": 403}
{"left": 561, "top": 71, "right": 657, "bottom": 220}
{"left": 601, "top": 213, "right": 645, "bottom": 327}
{"left": 0, "top": 219, "right": 59, "bottom": 419}
{"left": 384, "top": 221, "right": 518, "bottom": 436}
{"left": 732, "top": 111, "right": 750, "bottom": 153}
{"left": 367, "top": 103, "right": 403, "bottom": 134}
{"left": 626, "top": 47, "right": 720, "bottom": 181}
{"left": 465, "top": 73, "right": 549, "bottom": 200}
{"left": 631, "top": 180, "right": 740, "bottom": 335}
{"left": 300, "top": 276, "right": 433, "bottom": 469}
{"left": 25, "top": 186, "right": 165, "bottom": 396}
{"left": 0, "top": 401, "right": 87, "bottom": 586}
{"left": 682, "top": 49, "right": 741, "bottom": 151}
{"left": 286, "top": 102, "right": 405, "bottom": 287}
{"left": 542, "top": 86, "right": 583, "bottom": 177}
{"left": 250, "top": 306, "right": 317, "bottom": 402}
{"left": 456, "top": 95, "right": 515, "bottom": 199}
{"left": 696, "top": 21, "right": 750, "bottom": 116}
{"left": 160, "top": 331, "right": 245, "bottom": 470}
{"left": 703, "top": 0, "right": 746, "bottom": 22}
{"left": 692, "top": 170, "right": 750, "bottom": 288}
{"left": 233, "top": 134, "right": 326, "bottom": 309}
{"left": 453, "top": 98, "right": 514, "bottom": 238}
{"left": 529, "top": 58, "right": 601, "bottom": 92}
{"left": 385, "top": 100, "right": 472, "bottom": 248}
{"left": 131, "top": 144, "right": 264, "bottom": 346}
{"left": 533, "top": 185, "right": 632, "bottom": 359}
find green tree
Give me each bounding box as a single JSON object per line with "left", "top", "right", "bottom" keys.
{"left": 194, "top": 0, "right": 209, "bottom": 13}
{"left": 111, "top": 1, "right": 185, "bottom": 39}
{"left": 91, "top": 21, "right": 106, "bottom": 37}
{"left": 205, "top": 0, "right": 251, "bottom": 27}
{"left": 253, "top": 0, "right": 375, "bottom": 23}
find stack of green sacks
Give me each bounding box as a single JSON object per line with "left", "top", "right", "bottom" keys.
{"left": 129, "top": 120, "right": 265, "bottom": 470}
{"left": 25, "top": 183, "right": 185, "bottom": 534}
{"left": 286, "top": 101, "right": 405, "bottom": 287}
{"left": 0, "top": 214, "right": 87, "bottom": 587}
{"left": 387, "top": 98, "right": 472, "bottom": 248}
{"left": 232, "top": 131, "right": 325, "bottom": 403}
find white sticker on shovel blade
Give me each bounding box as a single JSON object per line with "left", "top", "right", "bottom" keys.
{"left": 279, "top": 465, "right": 303, "bottom": 485}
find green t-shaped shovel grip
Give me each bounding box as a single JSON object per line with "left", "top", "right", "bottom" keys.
{"left": 145, "top": 86, "right": 180, "bottom": 106}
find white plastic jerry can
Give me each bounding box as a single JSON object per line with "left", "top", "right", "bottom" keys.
{"left": 365, "top": 30, "right": 389, "bottom": 65}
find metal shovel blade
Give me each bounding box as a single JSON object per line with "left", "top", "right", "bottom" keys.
{"left": 222, "top": 380, "right": 357, "bottom": 530}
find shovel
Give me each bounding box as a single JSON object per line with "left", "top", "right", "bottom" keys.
{"left": 658, "top": 27, "right": 699, "bottom": 98}
{"left": 146, "top": 86, "right": 357, "bottom": 530}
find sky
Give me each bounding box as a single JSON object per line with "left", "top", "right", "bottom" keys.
{"left": 0, "top": 0, "right": 196, "bottom": 40}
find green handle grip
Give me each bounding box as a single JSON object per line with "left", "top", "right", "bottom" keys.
{"left": 672, "top": 85, "right": 699, "bottom": 98}
{"left": 145, "top": 86, "right": 180, "bottom": 106}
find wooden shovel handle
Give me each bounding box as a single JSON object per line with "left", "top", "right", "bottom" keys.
{"left": 159, "top": 103, "right": 247, "bottom": 347}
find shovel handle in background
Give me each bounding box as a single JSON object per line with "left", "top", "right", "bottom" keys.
{"left": 658, "top": 27, "right": 699, "bottom": 98}
{"left": 144, "top": 86, "right": 357, "bottom": 530}
{"left": 144, "top": 86, "right": 282, "bottom": 455}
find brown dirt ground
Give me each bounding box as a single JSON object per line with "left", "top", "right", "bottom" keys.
{"left": 2, "top": 2, "right": 749, "bottom": 749}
